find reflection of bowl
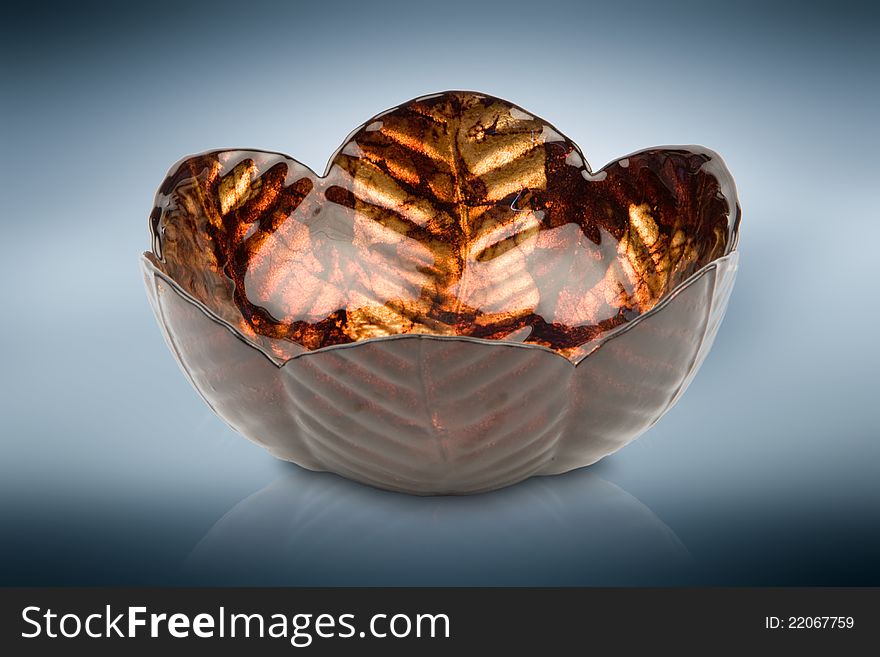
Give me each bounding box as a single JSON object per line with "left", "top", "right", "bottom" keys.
{"left": 183, "top": 465, "right": 693, "bottom": 586}
{"left": 142, "top": 91, "right": 740, "bottom": 494}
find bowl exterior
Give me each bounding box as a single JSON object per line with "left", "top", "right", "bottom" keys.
{"left": 142, "top": 252, "right": 736, "bottom": 494}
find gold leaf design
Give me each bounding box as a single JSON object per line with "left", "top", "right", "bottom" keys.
{"left": 330, "top": 93, "right": 551, "bottom": 342}
{"left": 147, "top": 92, "right": 737, "bottom": 362}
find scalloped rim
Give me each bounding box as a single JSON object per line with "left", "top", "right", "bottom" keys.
{"left": 153, "top": 90, "right": 741, "bottom": 254}
{"left": 141, "top": 250, "right": 738, "bottom": 368}
{"left": 144, "top": 90, "right": 741, "bottom": 367}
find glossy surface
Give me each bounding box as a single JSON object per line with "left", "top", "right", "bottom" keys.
{"left": 147, "top": 92, "right": 738, "bottom": 363}
{"left": 183, "top": 466, "right": 693, "bottom": 585}
{"left": 143, "top": 91, "right": 740, "bottom": 494}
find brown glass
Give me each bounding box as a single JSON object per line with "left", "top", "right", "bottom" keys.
{"left": 142, "top": 91, "right": 740, "bottom": 494}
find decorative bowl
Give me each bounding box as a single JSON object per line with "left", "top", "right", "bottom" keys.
{"left": 142, "top": 91, "right": 740, "bottom": 494}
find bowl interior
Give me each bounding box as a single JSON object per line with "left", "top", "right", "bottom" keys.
{"left": 146, "top": 91, "right": 739, "bottom": 363}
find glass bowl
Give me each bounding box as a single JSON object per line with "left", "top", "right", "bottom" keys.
{"left": 142, "top": 91, "right": 740, "bottom": 494}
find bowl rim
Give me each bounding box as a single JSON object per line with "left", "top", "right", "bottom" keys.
{"left": 141, "top": 249, "right": 739, "bottom": 368}
{"left": 145, "top": 90, "right": 741, "bottom": 368}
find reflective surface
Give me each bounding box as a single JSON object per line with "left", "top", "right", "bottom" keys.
{"left": 143, "top": 92, "right": 740, "bottom": 493}
{"left": 183, "top": 464, "right": 694, "bottom": 586}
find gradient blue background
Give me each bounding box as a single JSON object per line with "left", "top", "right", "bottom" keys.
{"left": 1, "top": 0, "right": 877, "bottom": 585}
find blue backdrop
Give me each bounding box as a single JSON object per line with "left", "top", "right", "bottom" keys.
{"left": 1, "top": 0, "right": 877, "bottom": 584}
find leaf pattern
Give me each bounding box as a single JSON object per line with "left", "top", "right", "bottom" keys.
{"left": 141, "top": 251, "right": 738, "bottom": 493}
{"left": 147, "top": 92, "right": 737, "bottom": 363}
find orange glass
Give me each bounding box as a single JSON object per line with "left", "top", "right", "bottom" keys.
{"left": 142, "top": 91, "right": 740, "bottom": 494}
